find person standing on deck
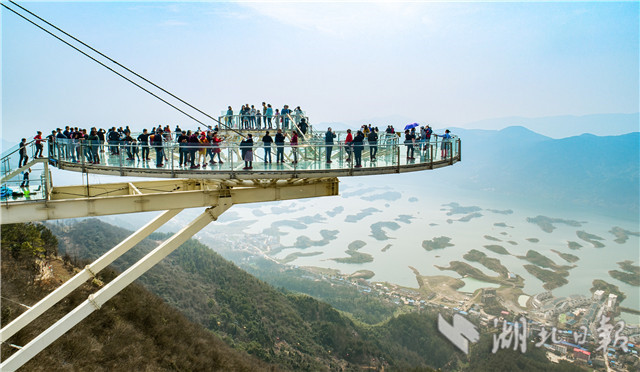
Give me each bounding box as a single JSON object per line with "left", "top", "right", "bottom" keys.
{"left": 34, "top": 131, "right": 44, "bottom": 158}
{"left": 353, "top": 130, "right": 364, "bottom": 168}
{"left": 241, "top": 134, "right": 254, "bottom": 170}
{"left": 266, "top": 104, "right": 274, "bottom": 129}
{"left": 20, "top": 168, "right": 30, "bottom": 188}
{"left": 344, "top": 129, "right": 353, "bottom": 162}
{"left": 152, "top": 129, "right": 164, "bottom": 167}
{"left": 262, "top": 131, "right": 273, "bottom": 163}
{"left": 211, "top": 132, "right": 224, "bottom": 164}
{"left": 18, "top": 138, "right": 29, "bottom": 167}
{"left": 138, "top": 129, "right": 150, "bottom": 162}
{"left": 188, "top": 131, "right": 200, "bottom": 168}
{"left": 367, "top": 128, "right": 378, "bottom": 161}
{"left": 325, "top": 127, "right": 336, "bottom": 163}
{"left": 226, "top": 106, "right": 234, "bottom": 128}
{"left": 275, "top": 128, "right": 286, "bottom": 163}
{"left": 405, "top": 129, "right": 415, "bottom": 160}
{"left": 290, "top": 131, "right": 299, "bottom": 164}
{"left": 262, "top": 102, "right": 267, "bottom": 125}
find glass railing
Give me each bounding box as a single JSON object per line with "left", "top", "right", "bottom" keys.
{"left": 45, "top": 133, "right": 460, "bottom": 175}
{"left": 1, "top": 140, "right": 42, "bottom": 179}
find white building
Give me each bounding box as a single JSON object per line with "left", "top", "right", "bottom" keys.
{"left": 593, "top": 290, "right": 605, "bottom": 301}
{"left": 607, "top": 293, "right": 618, "bottom": 309}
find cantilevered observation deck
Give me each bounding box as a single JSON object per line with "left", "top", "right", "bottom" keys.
{"left": 0, "top": 123, "right": 460, "bottom": 371}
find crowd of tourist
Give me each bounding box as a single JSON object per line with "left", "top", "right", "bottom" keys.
{"left": 16, "top": 117, "right": 454, "bottom": 171}
{"left": 226, "top": 103, "right": 308, "bottom": 132}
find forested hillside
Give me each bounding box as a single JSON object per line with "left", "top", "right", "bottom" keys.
{"left": 0, "top": 223, "right": 272, "bottom": 371}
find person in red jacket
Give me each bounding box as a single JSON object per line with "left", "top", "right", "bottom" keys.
{"left": 344, "top": 129, "right": 353, "bottom": 162}
{"left": 34, "top": 131, "right": 44, "bottom": 158}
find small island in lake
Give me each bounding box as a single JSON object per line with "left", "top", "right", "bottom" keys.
{"left": 576, "top": 230, "right": 605, "bottom": 248}
{"left": 524, "top": 264, "right": 569, "bottom": 290}
{"left": 591, "top": 279, "right": 627, "bottom": 303}
{"left": 567, "top": 241, "right": 583, "bottom": 250}
{"left": 345, "top": 207, "right": 382, "bottom": 223}
{"left": 608, "top": 226, "right": 640, "bottom": 244}
{"left": 349, "top": 270, "right": 375, "bottom": 280}
{"left": 292, "top": 230, "right": 339, "bottom": 248}
{"left": 436, "top": 261, "right": 524, "bottom": 287}
{"left": 422, "top": 236, "right": 454, "bottom": 251}
{"left": 325, "top": 206, "right": 344, "bottom": 217}
{"left": 463, "top": 249, "right": 509, "bottom": 276}
{"left": 486, "top": 209, "right": 514, "bottom": 215}
{"left": 518, "top": 250, "right": 573, "bottom": 271}
{"left": 280, "top": 251, "right": 323, "bottom": 264}
{"left": 370, "top": 221, "right": 401, "bottom": 241}
{"left": 442, "top": 202, "right": 482, "bottom": 215}
{"left": 526, "top": 238, "right": 539, "bottom": 243}
{"left": 332, "top": 240, "right": 374, "bottom": 264}
{"left": 550, "top": 249, "right": 580, "bottom": 263}
{"left": 526, "top": 215, "right": 582, "bottom": 233}
{"left": 608, "top": 260, "right": 640, "bottom": 286}
{"left": 484, "top": 235, "right": 502, "bottom": 242}
{"left": 483, "top": 245, "right": 510, "bottom": 255}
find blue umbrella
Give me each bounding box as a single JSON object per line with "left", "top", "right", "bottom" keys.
{"left": 404, "top": 122, "right": 419, "bottom": 130}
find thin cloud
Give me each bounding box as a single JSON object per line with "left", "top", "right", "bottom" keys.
{"left": 159, "top": 19, "right": 189, "bottom": 27}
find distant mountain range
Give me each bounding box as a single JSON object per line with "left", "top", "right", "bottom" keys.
{"left": 413, "top": 126, "right": 639, "bottom": 219}
{"left": 460, "top": 113, "right": 639, "bottom": 139}
{"left": 314, "top": 113, "right": 639, "bottom": 139}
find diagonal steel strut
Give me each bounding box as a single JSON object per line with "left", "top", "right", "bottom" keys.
{"left": 1, "top": 201, "right": 231, "bottom": 371}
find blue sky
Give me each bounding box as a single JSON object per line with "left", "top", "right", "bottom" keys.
{"left": 2, "top": 1, "right": 638, "bottom": 143}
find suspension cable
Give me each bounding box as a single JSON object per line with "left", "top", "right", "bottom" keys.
{"left": 4, "top": 2, "right": 246, "bottom": 137}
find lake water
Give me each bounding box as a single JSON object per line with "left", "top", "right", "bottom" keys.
{"left": 213, "top": 176, "right": 639, "bottom": 314}
{"left": 458, "top": 277, "right": 500, "bottom": 293}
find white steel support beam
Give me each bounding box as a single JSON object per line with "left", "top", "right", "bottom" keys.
{"left": 0, "top": 201, "right": 230, "bottom": 371}
{"left": 0, "top": 208, "right": 182, "bottom": 343}
{"left": 1, "top": 178, "right": 339, "bottom": 224}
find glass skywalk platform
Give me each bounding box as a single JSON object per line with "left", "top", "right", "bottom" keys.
{"left": 41, "top": 131, "right": 460, "bottom": 180}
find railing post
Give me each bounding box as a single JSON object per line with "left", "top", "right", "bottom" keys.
{"left": 119, "top": 144, "right": 123, "bottom": 175}
{"left": 430, "top": 144, "right": 434, "bottom": 169}
{"left": 171, "top": 143, "right": 175, "bottom": 176}
{"left": 396, "top": 142, "right": 400, "bottom": 173}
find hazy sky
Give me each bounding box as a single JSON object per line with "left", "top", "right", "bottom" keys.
{"left": 2, "top": 1, "right": 638, "bottom": 142}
